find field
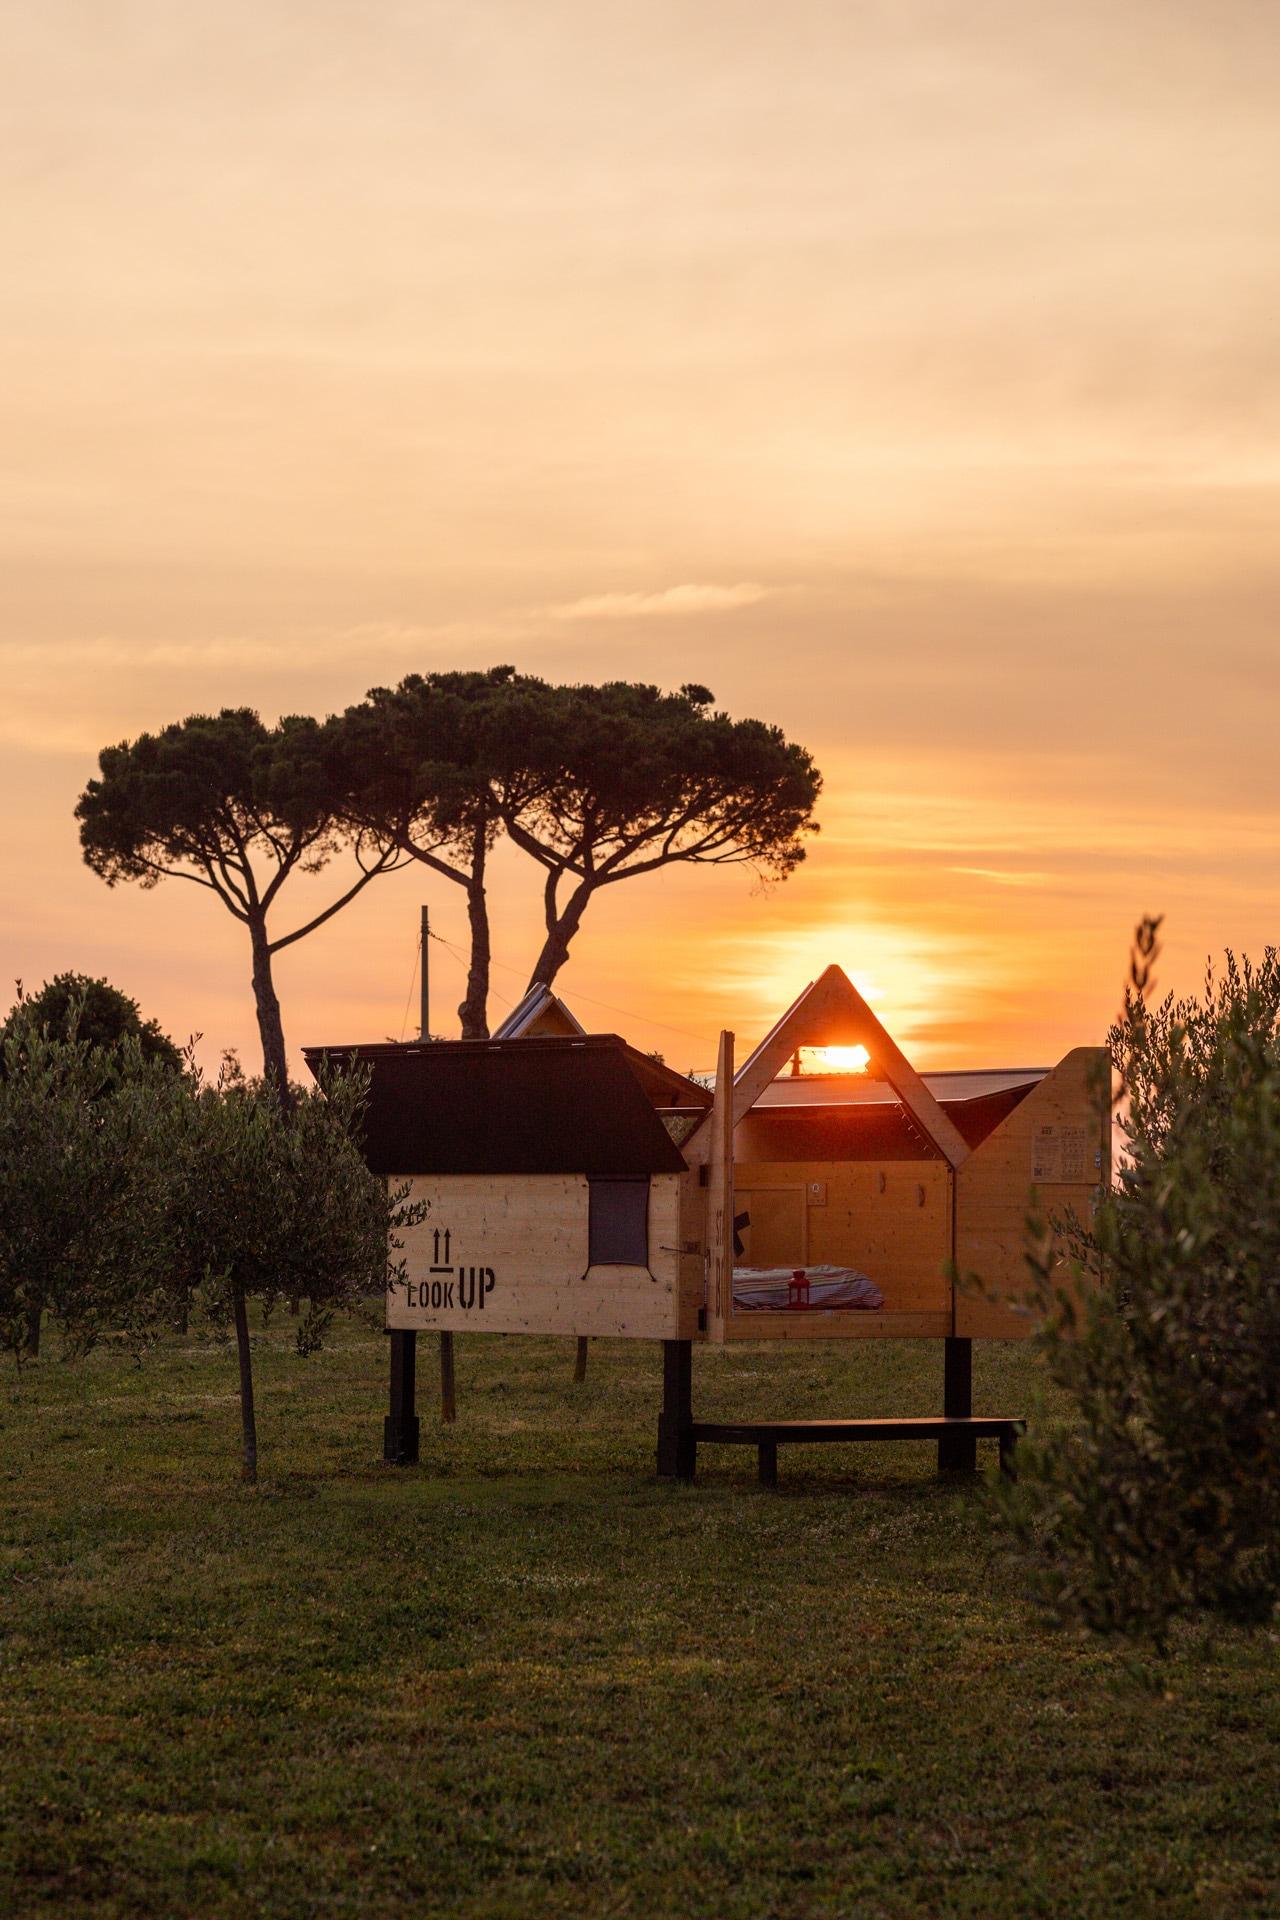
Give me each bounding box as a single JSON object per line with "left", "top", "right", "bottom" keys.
{"left": 3, "top": 1322, "right": 1278, "bottom": 1919}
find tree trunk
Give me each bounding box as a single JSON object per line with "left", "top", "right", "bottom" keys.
{"left": 250, "top": 921, "right": 291, "bottom": 1103}
{"left": 232, "top": 1286, "right": 258, "bottom": 1485}
{"left": 457, "top": 829, "right": 491, "bottom": 1039}
{"left": 528, "top": 881, "right": 594, "bottom": 993}
{"left": 24, "top": 1302, "right": 41, "bottom": 1358}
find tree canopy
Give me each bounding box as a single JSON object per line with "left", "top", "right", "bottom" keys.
{"left": 76, "top": 709, "right": 404, "bottom": 1090}
{"left": 497, "top": 678, "right": 821, "bottom": 991}
{"left": 0, "top": 1006, "right": 177, "bottom": 1361}
{"left": 338, "top": 669, "right": 821, "bottom": 1033}
{"left": 331, "top": 667, "right": 537, "bottom": 1037}
{"left": 7, "top": 972, "right": 183, "bottom": 1075}
{"left": 0, "top": 1003, "right": 422, "bottom": 1480}
{"left": 76, "top": 673, "right": 821, "bottom": 1058}
{"left": 166, "top": 1058, "right": 424, "bottom": 1482}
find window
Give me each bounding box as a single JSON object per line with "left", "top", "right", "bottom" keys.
{"left": 588, "top": 1177, "right": 650, "bottom": 1266}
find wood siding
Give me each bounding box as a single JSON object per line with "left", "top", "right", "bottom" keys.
{"left": 388, "top": 1173, "right": 683, "bottom": 1338}
{"left": 954, "top": 1047, "right": 1110, "bottom": 1338}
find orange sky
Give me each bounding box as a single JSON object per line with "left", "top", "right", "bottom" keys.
{"left": 3, "top": 2, "right": 1279, "bottom": 1076}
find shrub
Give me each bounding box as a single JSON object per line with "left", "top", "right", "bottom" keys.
{"left": 0, "top": 1000, "right": 178, "bottom": 1361}
{"left": 168, "top": 1057, "right": 425, "bottom": 1482}
{"left": 1000, "top": 921, "right": 1280, "bottom": 1636}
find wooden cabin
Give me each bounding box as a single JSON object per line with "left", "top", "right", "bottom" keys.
{"left": 308, "top": 966, "right": 1107, "bottom": 1478}
{"left": 302, "top": 1035, "right": 710, "bottom": 1342}
{"left": 691, "top": 967, "right": 1109, "bottom": 1344}
{"left": 307, "top": 965, "right": 1106, "bottom": 1351}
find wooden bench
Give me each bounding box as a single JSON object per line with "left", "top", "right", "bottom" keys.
{"left": 690, "top": 1415, "right": 1025, "bottom": 1486}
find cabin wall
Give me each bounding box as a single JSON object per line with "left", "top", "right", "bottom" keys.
{"left": 388, "top": 1172, "right": 683, "bottom": 1338}
{"left": 723, "top": 1156, "right": 952, "bottom": 1340}
{"left": 955, "top": 1046, "right": 1110, "bottom": 1338}
{"left": 674, "top": 1168, "right": 708, "bottom": 1340}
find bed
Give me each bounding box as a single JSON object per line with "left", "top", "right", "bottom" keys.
{"left": 731, "top": 1265, "right": 885, "bottom": 1312}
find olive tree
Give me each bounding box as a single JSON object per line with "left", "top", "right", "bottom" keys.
{"left": 0, "top": 1000, "right": 177, "bottom": 1363}
{"left": 170, "top": 1060, "right": 425, "bottom": 1483}
{"left": 7, "top": 972, "right": 184, "bottom": 1074}
{"left": 998, "top": 920, "right": 1280, "bottom": 1637}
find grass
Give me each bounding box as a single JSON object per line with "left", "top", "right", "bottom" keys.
{"left": 2, "top": 1322, "right": 1278, "bottom": 1919}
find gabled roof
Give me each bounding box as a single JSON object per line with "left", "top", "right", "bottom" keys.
{"left": 492, "top": 982, "right": 587, "bottom": 1040}
{"left": 731, "top": 965, "right": 972, "bottom": 1170}
{"left": 754, "top": 1068, "right": 1048, "bottom": 1108}
{"left": 302, "top": 1034, "right": 690, "bottom": 1177}
{"left": 736, "top": 1079, "right": 1043, "bottom": 1161}
{"left": 488, "top": 984, "right": 708, "bottom": 1109}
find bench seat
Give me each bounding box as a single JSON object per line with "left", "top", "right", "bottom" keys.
{"left": 690, "top": 1415, "right": 1025, "bottom": 1485}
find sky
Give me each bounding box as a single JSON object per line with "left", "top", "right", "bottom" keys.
{"left": 3, "top": 1, "right": 1279, "bottom": 1076}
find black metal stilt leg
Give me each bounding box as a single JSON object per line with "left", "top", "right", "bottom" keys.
{"left": 384, "top": 1329, "right": 420, "bottom": 1465}
{"left": 656, "top": 1339, "right": 695, "bottom": 1481}
{"left": 938, "top": 1336, "right": 977, "bottom": 1473}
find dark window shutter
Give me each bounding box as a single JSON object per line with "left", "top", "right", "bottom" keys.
{"left": 588, "top": 1177, "right": 651, "bottom": 1266}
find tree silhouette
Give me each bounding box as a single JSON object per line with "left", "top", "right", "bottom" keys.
{"left": 341, "top": 670, "right": 821, "bottom": 1034}
{"left": 501, "top": 679, "right": 821, "bottom": 994}
{"left": 333, "top": 667, "right": 548, "bottom": 1038}
{"left": 76, "top": 709, "right": 403, "bottom": 1093}
{"left": 9, "top": 972, "right": 183, "bottom": 1075}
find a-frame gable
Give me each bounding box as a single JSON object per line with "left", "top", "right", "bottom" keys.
{"left": 732, "top": 965, "right": 971, "bottom": 1170}
{"left": 492, "top": 982, "right": 587, "bottom": 1040}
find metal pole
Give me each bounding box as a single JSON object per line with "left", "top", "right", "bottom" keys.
{"left": 384, "top": 1330, "right": 420, "bottom": 1464}
{"left": 656, "top": 1339, "right": 695, "bottom": 1481}
{"left": 420, "top": 905, "right": 430, "bottom": 1040}
{"left": 938, "top": 1336, "right": 976, "bottom": 1472}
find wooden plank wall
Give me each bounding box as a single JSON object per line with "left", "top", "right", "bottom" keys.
{"left": 388, "top": 1173, "right": 683, "bottom": 1338}
{"left": 725, "top": 1156, "right": 952, "bottom": 1340}
{"left": 674, "top": 1170, "right": 708, "bottom": 1340}
{"left": 699, "top": 1031, "right": 735, "bottom": 1341}
{"left": 954, "top": 1046, "right": 1110, "bottom": 1338}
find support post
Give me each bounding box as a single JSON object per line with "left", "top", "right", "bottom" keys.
{"left": 938, "top": 1335, "right": 976, "bottom": 1472}
{"left": 574, "top": 1335, "right": 588, "bottom": 1384}
{"left": 420, "top": 905, "right": 430, "bottom": 1040}
{"left": 757, "top": 1440, "right": 778, "bottom": 1489}
{"left": 384, "top": 1329, "right": 420, "bottom": 1464}
{"left": 656, "top": 1339, "right": 695, "bottom": 1481}
{"left": 439, "top": 1330, "right": 456, "bottom": 1424}
{"left": 702, "top": 1030, "right": 735, "bottom": 1340}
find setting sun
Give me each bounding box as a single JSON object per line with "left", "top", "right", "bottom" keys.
{"left": 812, "top": 1045, "right": 871, "bottom": 1075}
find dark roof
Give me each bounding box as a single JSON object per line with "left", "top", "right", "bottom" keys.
{"left": 301, "top": 1035, "right": 690, "bottom": 1177}
{"left": 735, "top": 1082, "right": 1036, "bottom": 1164}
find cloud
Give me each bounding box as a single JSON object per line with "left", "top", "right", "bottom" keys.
{"left": 548, "top": 583, "right": 771, "bottom": 622}
{"left": 949, "top": 867, "right": 1052, "bottom": 887}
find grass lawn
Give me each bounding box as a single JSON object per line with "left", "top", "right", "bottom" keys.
{"left": 2, "top": 1322, "right": 1277, "bottom": 1919}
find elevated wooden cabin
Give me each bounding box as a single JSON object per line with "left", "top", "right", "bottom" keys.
{"left": 302, "top": 1035, "right": 710, "bottom": 1341}
{"left": 690, "top": 967, "right": 1108, "bottom": 1343}
{"left": 308, "top": 964, "right": 1105, "bottom": 1350}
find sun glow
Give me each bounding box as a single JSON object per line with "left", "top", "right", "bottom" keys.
{"left": 813, "top": 1045, "right": 871, "bottom": 1074}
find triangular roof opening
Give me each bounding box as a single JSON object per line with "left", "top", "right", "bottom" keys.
{"left": 732, "top": 965, "right": 971, "bottom": 1170}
